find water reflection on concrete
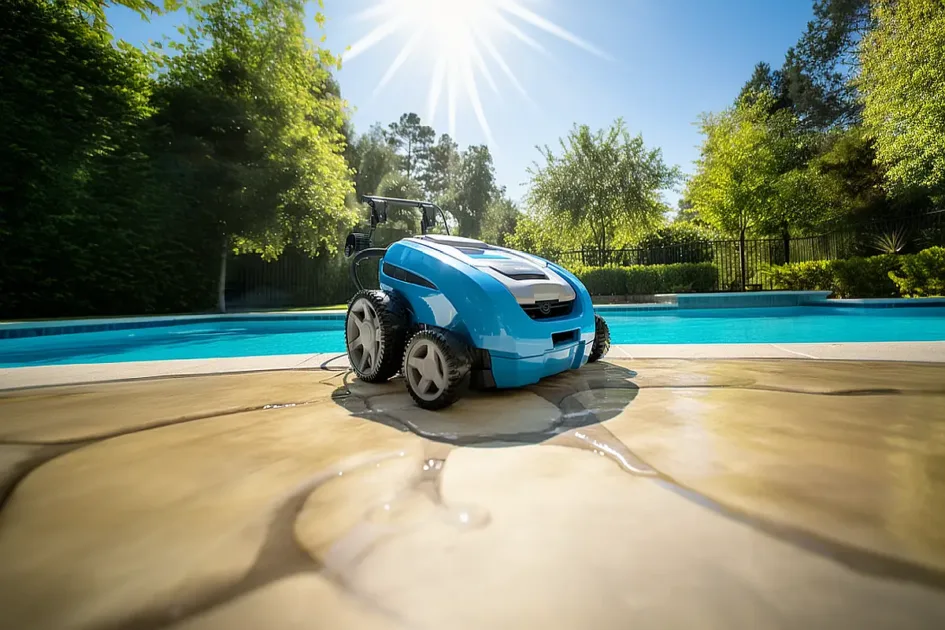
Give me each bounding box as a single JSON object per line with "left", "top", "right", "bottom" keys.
{"left": 0, "top": 359, "right": 944, "bottom": 630}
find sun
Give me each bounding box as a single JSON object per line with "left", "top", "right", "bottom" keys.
{"left": 343, "top": 0, "right": 610, "bottom": 146}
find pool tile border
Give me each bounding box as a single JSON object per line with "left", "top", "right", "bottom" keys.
{"left": 805, "top": 298, "right": 945, "bottom": 308}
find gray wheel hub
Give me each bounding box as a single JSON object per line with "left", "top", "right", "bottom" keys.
{"left": 405, "top": 339, "right": 448, "bottom": 402}
{"left": 347, "top": 298, "right": 381, "bottom": 373}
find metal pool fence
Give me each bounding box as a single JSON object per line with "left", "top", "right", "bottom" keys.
{"left": 551, "top": 210, "right": 945, "bottom": 292}
{"left": 225, "top": 210, "right": 945, "bottom": 306}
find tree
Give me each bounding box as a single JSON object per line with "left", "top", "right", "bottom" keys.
{"left": 860, "top": 0, "right": 945, "bottom": 197}
{"left": 63, "top": 0, "right": 170, "bottom": 32}
{"left": 451, "top": 145, "right": 498, "bottom": 238}
{"left": 352, "top": 123, "right": 400, "bottom": 198}
{"left": 688, "top": 101, "right": 781, "bottom": 286}
{"left": 527, "top": 119, "right": 679, "bottom": 259}
{"left": 0, "top": 0, "right": 170, "bottom": 317}
{"left": 687, "top": 91, "right": 843, "bottom": 282}
{"left": 506, "top": 210, "right": 583, "bottom": 259}
{"left": 480, "top": 196, "right": 521, "bottom": 247}
{"left": 738, "top": 62, "right": 792, "bottom": 113}
{"left": 421, "top": 133, "right": 462, "bottom": 198}
{"left": 153, "top": 0, "right": 354, "bottom": 312}
{"left": 674, "top": 198, "right": 705, "bottom": 225}
{"left": 373, "top": 172, "right": 424, "bottom": 240}
{"left": 805, "top": 126, "right": 885, "bottom": 222}
{"left": 386, "top": 112, "right": 435, "bottom": 181}
{"left": 778, "top": 0, "right": 873, "bottom": 130}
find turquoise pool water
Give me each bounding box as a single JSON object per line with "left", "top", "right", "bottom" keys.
{"left": 601, "top": 306, "right": 945, "bottom": 345}
{"left": 1, "top": 306, "right": 944, "bottom": 367}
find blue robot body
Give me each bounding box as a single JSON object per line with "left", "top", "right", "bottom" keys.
{"left": 378, "top": 235, "right": 595, "bottom": 389}
{"left": 344, "top": 195, "right": 609, "bottom": 409}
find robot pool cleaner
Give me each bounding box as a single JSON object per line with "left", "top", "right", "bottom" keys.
{"left": 343, "top": 195, "right": 610, "bottom": 410}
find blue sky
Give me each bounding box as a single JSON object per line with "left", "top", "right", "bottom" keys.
{"left": 109, "top": 0, "right": 815, "bottom": 209}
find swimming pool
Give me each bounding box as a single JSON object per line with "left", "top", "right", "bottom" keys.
{"left": 1, "top": 306, "right": 944, "bottom": 367}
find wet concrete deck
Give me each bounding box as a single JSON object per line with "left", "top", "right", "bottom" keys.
{"left": 1, "top": 359, "right": 945, "bottom": 630}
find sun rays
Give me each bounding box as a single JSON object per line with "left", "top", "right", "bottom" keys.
{"left": 342, "top": 0, "right": 610, "bottom": 146}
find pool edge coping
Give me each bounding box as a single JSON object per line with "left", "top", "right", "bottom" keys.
{"left": 2, "top": 341, "right": 943, "bottom": 391}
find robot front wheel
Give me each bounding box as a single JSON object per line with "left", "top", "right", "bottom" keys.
{"left": 345, "top": 289, "right": 471, "bottom": 409}
{"left": 402, "top": 328, "right": 472, "bottom": 410}
{"left": 588, "top": 313, "right": 611, "bottom": 363}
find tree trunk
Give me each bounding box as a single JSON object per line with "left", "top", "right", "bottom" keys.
{"left": 217, "top": 236, "right": 228, "bottom": 314}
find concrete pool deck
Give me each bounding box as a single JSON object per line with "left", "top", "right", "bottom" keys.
{"left": 1, "top": 341, "right": 944, "bottom": 390}
{"left": 2, "top": 359, "right": 945, "bottom": 630}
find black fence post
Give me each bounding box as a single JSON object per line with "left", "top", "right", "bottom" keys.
{"left": 782, "top": 228, "right": 790, "bottom": 264}
{"left": 739, "top": 229, "right": 747, "bottom": 291}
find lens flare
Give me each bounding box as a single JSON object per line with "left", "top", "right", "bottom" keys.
{"left": 344, "top": 0, "right": 610, "bottom": 145}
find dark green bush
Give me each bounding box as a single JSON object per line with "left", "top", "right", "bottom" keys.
{"left": 765, "top": 261, "right": 834, "bottom": 291}
{"left": 890, "top": 247, "right": 945, "bottom": 297}
{"left": 573, "top": 262, "right": 718, "bottom": 296}
{"left": 623, "top": 267, "right": 664, "bottom": 294}
{"left": 575, "top": 267, "right": 631, "bottom": 295}
{"left": 831, "top": 255, "right": 900, "bottom": 298}
{"left": 767, "top": 248, "right": 945, "bottom": 298}
{"left": 659, "top": 263, "right": 719, "bottom": 293}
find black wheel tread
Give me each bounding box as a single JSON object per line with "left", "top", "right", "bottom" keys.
{"left": 588, "top": 313, "right": 610, "bottom": 363}
{"left": 346, "top": 289, "right": 408, "bottom": 383}
{"left": 402, "top": 328, "right": 472, "bottom": 410}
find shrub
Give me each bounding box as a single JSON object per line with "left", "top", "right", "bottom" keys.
{"left": 571, "top": 262, "right": 718, "bottom": 296}
{"left": 659, "top": 263, "right": 718, "bottom": 293}
{"left": 766, "top": 249, "right": 945, "bottom": 298}
{"left": 890, "top": 247, "right": 945, "bottom": 297}
{"left": 623, "top": 267, "right": 663, "bottom": 294}
{"left": 765, "top": 260, "right": 834, "bottom": 291}
{"left": 577, "top": 267, "right": 630, "bottom": 295}
{"left": 831, "top": 255, "right": 900, "bottom": 298}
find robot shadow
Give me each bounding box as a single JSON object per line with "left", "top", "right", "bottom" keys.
{"left": 331, "top": 361, "right": 639, "bottom": 448}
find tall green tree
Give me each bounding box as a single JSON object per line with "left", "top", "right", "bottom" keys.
{"left": 780, "top": 0, "right": 872, "bottom": 130}
{"left": 687, "top": 94, "right": 821, "bottom": 239}
{"left": 528, "top": 119, "right": 679, "bottom": 257}
{"left": 152, "top": 0, "right": 354, "bottom": 312}
{"left": 738, "top": 62, "right": 793, "bottom": 114}
{"left": 0, "top": 0, "right": 170, "bottom": 317}
{"left": 352, "top": 123, "right": 400, "bottom": 198}
{"left": 372, "top": 172, "right": 424, "bottom": 240}
{"left": 480, "top": 195, "right": 521, "bottom": 247}
{"left": 386, "top": 113, "right": 435, "bottom": 181}
{"left": 421, "top": 133, "right": 462, "bottom": 198}
{"left": 860, "top": 0, "right": 945, "bottom": 198}
{"left": 506, "top": 210, "right": 583, "bottom": 259}
{"left": 452, "top": 145, "right": 498, "bottom": 238}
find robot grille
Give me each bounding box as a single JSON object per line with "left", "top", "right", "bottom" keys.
{"left": 521, "top": 300, "right": 574, "bottom": 320}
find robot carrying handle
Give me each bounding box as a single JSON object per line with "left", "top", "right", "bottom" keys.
{"left": 360, "top": 195, "right": 450, "bottom": 236}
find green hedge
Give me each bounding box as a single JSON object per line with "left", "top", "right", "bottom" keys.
{"left": 766, "top": 247, "right": 945, "bottom": 298}
{"left": 890, "top": 247, "right": 945, "bottom": 297}
{"left": 573, "top": 262, "right": 718, "bottom": 296}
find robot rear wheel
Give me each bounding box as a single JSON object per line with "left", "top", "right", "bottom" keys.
{"left": 345, "top": 289, "right": 408, "bottom": 383}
